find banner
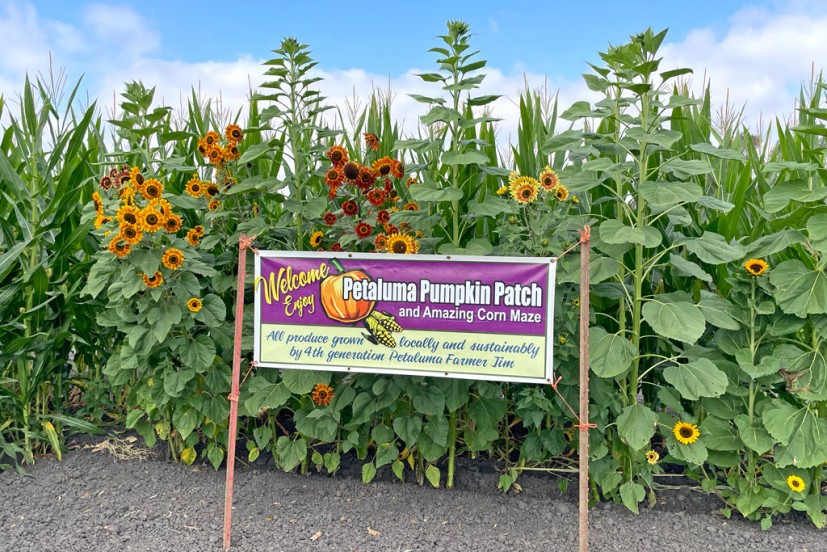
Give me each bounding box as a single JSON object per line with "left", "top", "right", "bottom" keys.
{"left": 253, "top": 252, "right": 556, "bottom": 383}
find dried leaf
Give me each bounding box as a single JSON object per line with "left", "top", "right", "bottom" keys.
{"left": 367, "top": 527, "right": 381, "bottom": 536}
{"left": 310, "top": 531, "right": 322, "bottom": 541}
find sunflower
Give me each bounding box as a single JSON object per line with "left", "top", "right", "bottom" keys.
{"left": 140, "top": 206, "right": 164, "bottom": 232}
{"left": 373, "top": 156, "right": 395, "bottom": 177}
{"left": 496, "top": 185, "right": 508, "bottom": 195}
{"left": 141, "top": 178, "right": 163, "bottom": 201}
{"left": 162, "top": 248, "right": 185, "bottom": 270}
{"left": 508, "top": 170, "right": 519, "bottom": 185}
{"left": 120, "top": 184, "right": 136, "bottom": 205}
{"left": 311, "top": 383, "right": 334, "bottom": 406}
{"left": 107, "top": 235, "right": 131, "bottom": 257}
{"left": 164, "top": 214, "right": 182, "bottom": 233}
{"left": 187, "top": 297, "right": 203, "bottom": 313}
{"left": 325, "top": 167, "right": 344, "bottom": 188}
{"left": 207, "top": 145, "right": 223, "bottom": 165}
{"left": 383, "top": 223, "right": 398, "bottom": 235}
{"left": 408, "top": 236, "right": 421, "bottom": 254}
{"left": 205, "top": 183, "right": 220, "bottom": 197}
{"left": 415, "top": 230, "right": 424, "bottom": 239}
{"left": 403, "top": 201, "right": 419, "bottom": 211}
{"left": 367, "top": 188, "right": 386, "bottom": 207}
{"left": 225, "top": 124, "right": 243, "bottom": 143}
{"left": 94, "top": 214, "right": 112, "bottom": 229}
{"left": 406, "top": 176, "right": 418, "bottom": 187}
{"left": 193, "top": 225, "right": 205, "bottom": 236}
{"left": 309, "top": 230, "right": 324, "bottom": 248}
{"left": 673, "top": 421, "right": 700, "bottom": 445}
{"left": 326, "top": 145, "right": 348, "bottom": 167}
{"left": 92, "top": 191, "right": 104, "bottom": 213}
{"left": 186, "top": 229, "right": 201, "bottom": 247}
{"left": 510, "top": 176, "right": 540, "bottom": 204}
{"left": 645, "top": 450, "right": 659, "bottom": 464}
{"left": 224, "top": 144, "right": 240, "bottom": 161}
{"left": 342, "top": 161, "right": 360, "bottom": 181}
{"left": 364, "top": 133, "right": 380, "bottom": 151}
{"left": 387, "top": 233, "right": 415, "bottom": 254}
{"left": 539, "top": 166, "right": 560, "bottom": 191}
{"left": 119, "top": 223, "right": 143, "bottom": 245}
{"left": 142, "top": 271, "right": 163, "bottom": 288}
{"left": 374, "top": 233, "right": 389, "bottom": 251}
{"left": 322, "top": 212, "right": 336, "bottom": 226}
{"left": 392, "top": 160, "right": 405, "bottom": 179}
{"left": 342, "top": 200, "right": 358, "bottom": 216}
{"left": 744, "top": 258, "right": 768, "bottom": 276}
{"left": 787, "top": 475, "right": 805, "bottom": 493}
{"left": 99, "top": 175, "right": 113, "bottom": 190}
{"left": 355, "top": 221, "right": 372, "bottom": 239}
{"left": 376, "top": 210, "right": 390, "bottom": 224}
{"left": 554, "top": 184, "right": 570, "bottom": 201}
{"left": 128, "top": 167, "right": 144, "bottom": 187}
{"left": 197, "top": 139, "right": 208, "bottom": 157}
{"left": 331, "top": 242, "right": 342, "bottom": 252}
{"left": 357, "top": 167, "right": 377, "bottom": 190}
{"left": 116, "top": 204, "right": 140, "bottom": 226}
{"left": 208, "top": 199, "right": 221, "bottom": 211}
{"left": 204, "top": 131, "right": 221, "bottom": 146}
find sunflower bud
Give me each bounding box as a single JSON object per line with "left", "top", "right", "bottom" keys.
{"left": 508, "top": 215, "right": 518, "bottom": 224}
{"left": 540, "top": 239, "right": 549, "bottom": 247}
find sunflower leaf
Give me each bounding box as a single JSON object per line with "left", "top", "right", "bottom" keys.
{"left": 642, "top": 300, "right": 706, "bottom": 343}
{"left": 762, "top": 400, "right": 827, "bottom": 468}
{"left": 663, "top": 359, "right": 728, "bottom": 400}
{"left": 683, "top": 232, "right": 746, "bottom": 264}
{"left": 619, "top": 481, "right": 645, "bottom": 514}
{"left": 589, "top": 326, "right": 636, "bottom": 378}
{"left": 616, "top": 403, "right": 658, "bottom": 450}
{"left": 769, "top": 259, "right": 827, "bottom": 317}
{"left": 598, "top": 220, "right": 661, "bottom": 248}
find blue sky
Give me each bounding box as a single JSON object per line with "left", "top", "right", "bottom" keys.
{"left": 2, "top": 0, "right": 827, "bottom": 136}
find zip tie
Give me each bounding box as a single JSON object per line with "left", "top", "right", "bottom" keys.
{"left": 240, "top": 360, "right": 257, "bottom": 388}
{"left": 238, "top": 234, "right": 259, "bottom": 255}
{"left": 549, "top": 375, "right": 595, "bottom": 432}
{"left": 553, "top": 225, "right": 591, "bottom": 261}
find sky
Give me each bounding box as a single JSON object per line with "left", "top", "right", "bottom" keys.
{"left": 2, "top": 0, "right": 827, "bottom": 140}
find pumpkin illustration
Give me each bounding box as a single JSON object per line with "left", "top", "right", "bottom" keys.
{"left": 320, "top": 259, "right": 375, "bottom": 323}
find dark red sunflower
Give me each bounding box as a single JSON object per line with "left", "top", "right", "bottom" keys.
{"left": 323, "top": 212, "right": 337, "bottom": 226}
{"left": 342, "top": 200, "right": 359, "bottom": 216}
{"left": 342, "top": 161, "right": 360, "bottom": 181}
{"left": 325, "top": 167, "right": 344, "bottom": 187}
{"left": 326, "top": 145, "right": 348, "bottom": 167}
{"left": 364, "top": 133, "right": 380, "bottom": 151}
{"left": 367, "top": 188, "right": 387, "bottom": 207}
{"left": 376, "top": 210, "right": 390, "bottom": 224}
{"left": 355, "top": 221, "right": 372, "bottom": 239}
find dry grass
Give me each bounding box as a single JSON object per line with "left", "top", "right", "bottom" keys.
{"left": 86, "top": 436, "right": 154, "bottom": 461}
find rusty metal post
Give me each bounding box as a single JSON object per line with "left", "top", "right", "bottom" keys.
{"left": 578, "top": 226, "right": 591, "bottom": 552}
{"left": 223, "top": 234, "right": 250, "bottom": 550}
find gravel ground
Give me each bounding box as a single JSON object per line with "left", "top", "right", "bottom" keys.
{"left": 0, "top": 437, "right": 824, "bottom": 552}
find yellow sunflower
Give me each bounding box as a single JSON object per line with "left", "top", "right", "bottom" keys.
{"left": 94, "top": 214, "right": 112, "bottom": 229}
{"left": 510, "top": 176, "right": 540, "bottom": 204}
{"left": 386, "top": 233, "right": 415, "bottom": 254}
{"left": 207, "top": 145, "right": 223, "bottom": 165}
{"left": 205, "top": 183, "right": 220, "bottom": 197}
{"left": 225, "top": 124, "right": 243, "bottom": 143}
{"left": 141, "top": 178, "right": 163, "bottom": 201}
{"left": 119, "top": 223, "right": 143, "bottom": 245}
{"left": 373, "top": 156, "right": 395, "bottom": 177}
{"left": 142, "top": 271, "right": 163, "bottom": 288}
{"left": 161, "top": 248, "right": 185, "bottom": 270}
{"left": 744, "top": 258, "right": 768, "bottom": 276}
{"left": 128, "top": 167, "right": 144, "bottom": 188}
{"left": 787, "top": 475, "right": 805, "bottom": 492}
{"left": 496, "top": 185, "right": 508, "bottom": 195}
{"left": 309, "top": 231, "right": 324, "bottom": 248}
{"left": 539, "top": 166, "right": 560, "bottom": 191}
{"left": 203, "top": 131, "right": 220, "bottom": 146}
{"left": 554, "top": 184, "right": 570, "bottom": 201}
{"left": 645, "top": 450, "right": 659, "bottom": 464}
{"left": 208, "top": 199, "right": 221, "bottom": 211}
{"left": 326, "top": 145, "right": 348, "bottom": 166}
{"left": 187, "top": 297, "right": 203, "bottom": 313}
{"left": 186, "top": 229, "right": 201, "bottom": 247}
{"left": 119, "top": 184, "right": 136, "bottom": 205}
{"left": 223, "top": 144, "right": 240, "bottom": 162}
{"left": 673, "top": 421, "right": 700, "bottom": 445}
{"left": 185, "top": 176, "right": 205, "bottom": 198}
{"left": 374, "top": 233, "right": 389, "bottom": 251}
{"left": 116, "top": 204, "right": 140, "bottom": 226}
{"left": 107, "top": 235, "right": 131, "bottom": 257}
{"left": 311, "top": 383, "right": 334, "bottom": 406}
{"left": 403, "top": 201, "right": 419, "bottom": 211}
{"left": 92, "top": 191, "right": 103, "bottom": 214}
{"left": 164, "top": 214, "right": 182, "bottom": 233}
{"left": 193, "top": 225, "right": 205, "bottom": 236}
{"left": 140, "top": 205, "right": 164, "bottom": 232}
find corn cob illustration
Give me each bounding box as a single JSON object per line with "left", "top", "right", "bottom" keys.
{"left": 362, "top": 310, "right": 404, "bottom": 348}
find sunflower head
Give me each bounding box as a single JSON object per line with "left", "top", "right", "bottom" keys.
{"left": 539, "top": 166, "right": 560, "bottom": 191}
{"left": 496, "top": 185, "right": 508, "bottom": 196}
{"left": 373, "top": 156, "right": 395, "bottom": 177}
{"left": 142, "top": 271, "right": 163, "bottom": 288}
{"left": 787, "top": 474, "right": 805, "bottom": 493}
{"left": 342, "top": 162, "right": 360, "bottom": 181}
{"left": 323, "top": 212, "right": 337, "bottom": 226}
{"left": 208, "top": 199, "right": 221, "bottom": 211}
{"left": 141, "top": 178, "right": 163, "bottom": 201}
{"left": 185, "top": 176, "right": 204, "bottom": 198}
{"left": 164, "top": 214, "right": 182, "bottom": 233}
{"left": 342, "top": 200, "right": 358, "bottom": 216}
{"left": 326, "top": 145, "right": 348, "bottom": 166}
{"left": 225, "top": 124, "right": 243, "bottom": 143}
{"left": 744, "top": 258, "right": 768, "bottom": 276}
{"left": 162, "top": 248, "right": 185, "bottom": 270}
{"left": 374, "top": 233, "right": 389, "bottom": 251}
{"left": 331, "top": 242, "right": 342, "bottom": 252}
{"left": 120, "top": 223, "right": 143, "bottom": 245}
{"left": 673, "top": 421, "right": 700, "bottom": 445}
{"left": 309, "top": 230, "right": 324, "bottom": 248}
{"left": 387, "top": 233, "right": 415, "bottom": 254}
{"left": 392, "top": 161, "right": 405, "bottom": 179}
{"left": 355, "top": 221, "right": 372, "bottom": 239}
{"left": 367, "top": 188, "right": 387, "bottom": 207}
{"left": 187, "top": 297, "right": 203, "bottom": 313}
{"left": 325, "top": 167, "right": 343, "bottom": 187}
{"left": 554, "top": 184, "right": 570, "bottom": 201}
{"left": 510, "top": 176, "right": 540, "bottom": 204}
{"left": 645, "top": 450, "right": 659, "bottom": 464}
{"left": 364, "top": 133, "right": 380, "bottom": 151}
{"left": 186, "top": 230, "right": 201, "bottom": 247}
{"left": 311, "top": 383, "right": 334, "bottom": 406}
{"left": 403, "top": 201, "right": 419, "bottom": 212}
{"left": 140, "top": 206, "right": 165, "bottom": 232}
{"left": 204, "top": 131, "right": 220, "bottom": 146}
{"left": 107, "top": 235, "right": 131, "bottom": 257}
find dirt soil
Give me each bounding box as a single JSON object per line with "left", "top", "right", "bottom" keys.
{"left": 0, "top": 436, "right": 824, "bottom": 552}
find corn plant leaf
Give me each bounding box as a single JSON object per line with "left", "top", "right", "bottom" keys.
{"left": 763, "top": 180, "right": 827, "bottom": 213}
{"left": 663, "top": 359, "right": 727, "bottom": 400}
{"left": 616, "top": 403, "right": 658, "bottom": 450}
{"left": 697, "top": 291, "right": 739, "bottom": 330}
{"left": 770, "top": 259, "right": 827, "bottom": 317}
{"left": 690, "top": 143, "right": 745, "bottom": 161}
{"left": 642, "top": 299, "right": 705, "bottom": 343}
{"left": 683, "top": 232, "right": 746, "bottom": 264}
{"left": 762, "top": 401, "right": 827, "bottom": 468}
{"left": 662, "top": 159, "right": 713, "bottom": 178}
{"left": 599, "top": 220, "right": 661, "bottom": 248}
{"left": 668, "top": 253, "right": 712, "bottom": 282}
{"left": 763, "top": 161, "right": 819, "bottom": 172}
{"left": 640, "top": 181, "right": 703, "bottom": 207}
{"left": 734, "top": 414, "right": 775, "bottom": 455}
{"left": 589, "top": 326, "right": 635, "bottom": 378}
